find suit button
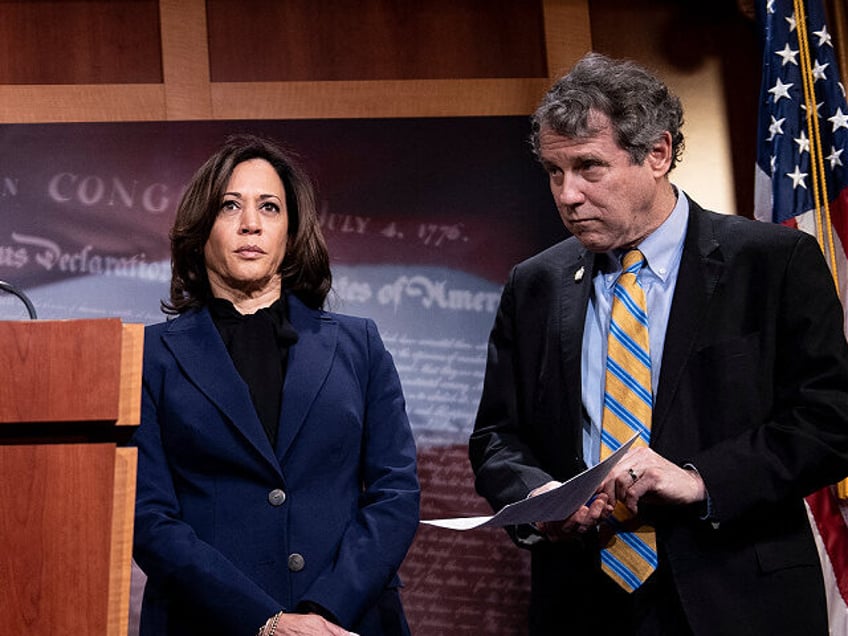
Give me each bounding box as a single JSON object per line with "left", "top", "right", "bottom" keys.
{"left": 268, "top": 489, "right": 286, "bottom": 506}
{"left": 288, "top": 553, "right": 305, "bottom": 572}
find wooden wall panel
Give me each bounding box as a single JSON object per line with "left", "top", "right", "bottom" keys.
{"left": 206, "top": 0, "right": 548, "bottom": 82}
{"left": 0, "top": 0, "right": 162, "bottom": 85}
{"left": 0, "top": 0, "right": 591, "bottom": 123}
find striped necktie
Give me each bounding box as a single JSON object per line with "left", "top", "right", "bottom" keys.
{"left": 599, "top": 248, "right": 658, "bottom": 592}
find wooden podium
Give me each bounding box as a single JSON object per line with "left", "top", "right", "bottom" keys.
{"left": 0, "top": 318, "right": 144, "bottom": 635}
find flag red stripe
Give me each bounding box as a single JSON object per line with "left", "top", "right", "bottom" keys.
{"left": 807, "top": 488, "right": 848, "bottom": 603}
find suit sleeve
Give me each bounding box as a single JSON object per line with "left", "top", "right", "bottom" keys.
{"left": 691, "top": 231, "right": 848, "bottom": 524}
{"left": 297, "top": 319, "right": 420, "bottom": 627}
{"left": 469, "top": 266, "right": 559, "bottom": 514}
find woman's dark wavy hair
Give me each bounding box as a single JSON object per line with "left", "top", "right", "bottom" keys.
{"left": 530, "top": 52, "right": 685, "bottom": 171}
{"left": 163, "top": 134, "right": 331, "bottom": 314}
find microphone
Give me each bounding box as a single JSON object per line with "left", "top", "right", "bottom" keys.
{"left": 0, "top": 280, "right": 37, "bottom": 319}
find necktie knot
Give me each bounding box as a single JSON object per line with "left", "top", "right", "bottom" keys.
{"left": 622, "top": 248, "right": 645, "bottom": 274}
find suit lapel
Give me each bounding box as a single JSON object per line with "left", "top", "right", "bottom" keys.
{"left": 560, "top": 246, "right": 595, "bottom": 455}
{"left": 652, "top": 201, "right": 725, "bottom": 440}
{"left": 276, "top": 295, "right": 338, "bottom": 461}
{"left": 161, "top": 308, "right": 282, "bottom": 476}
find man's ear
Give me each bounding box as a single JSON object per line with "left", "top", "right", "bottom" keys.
{"left": 645, "top": 131, "right": 673, "bottom": 177}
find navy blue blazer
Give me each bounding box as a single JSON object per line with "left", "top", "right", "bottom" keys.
{"left": 133, "top": 294, "right": 420, "bottom": 636}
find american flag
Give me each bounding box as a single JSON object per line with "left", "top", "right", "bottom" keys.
{"left": 754, "top": 0, "right": 848, "bottom": 630}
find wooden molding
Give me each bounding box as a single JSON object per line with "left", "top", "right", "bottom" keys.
{"left": 160, "top": 0, "right": 213, "bottom": 120}
{"left": 0, "top": 84, "right": 166, "bottom": 123}
{"left": 543, "top": 0, "right": 593, "bottom": 79}
{"left": 118, "top": 323, "right": 145, "bottom": 427}
{"left": 107, "top": 447, "right": 138, "bottom": 636}
{"left": 211, "top": 78, "right": 553, "bottom": 120}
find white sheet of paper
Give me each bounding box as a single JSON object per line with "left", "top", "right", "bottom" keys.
{"left": 421, "top": 435, "right": 638, "bottom": 531}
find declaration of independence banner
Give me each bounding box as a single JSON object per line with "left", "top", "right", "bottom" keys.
{"left": 0, "top": 117, "right": 564, "bottom": 633}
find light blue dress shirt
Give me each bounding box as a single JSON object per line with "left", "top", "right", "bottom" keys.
{"left": 581, "top": 189, "right": 689, "bottom": 467}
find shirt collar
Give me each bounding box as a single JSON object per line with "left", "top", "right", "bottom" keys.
{"left": 636, "top": 185, "right": 689, "bottom": 283}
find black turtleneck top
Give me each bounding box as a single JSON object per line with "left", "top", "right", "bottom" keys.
{"left": 208, "top": 295, "right": 299, "bottom": 447}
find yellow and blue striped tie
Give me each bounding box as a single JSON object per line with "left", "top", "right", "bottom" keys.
{"left": 600, "top": 248, "right": 657, "bottom": 592}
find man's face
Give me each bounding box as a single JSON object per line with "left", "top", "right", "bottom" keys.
{"left": 538, "top": 112, "right": 673, "bottom": 253}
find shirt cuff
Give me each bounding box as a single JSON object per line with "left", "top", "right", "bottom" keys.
{"left": 683, "top": 463, "right": 719, "bottom": 529}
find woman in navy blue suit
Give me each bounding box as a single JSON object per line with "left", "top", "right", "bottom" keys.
{"left": 132, "top": 135, "right": 420, "bottom": 636}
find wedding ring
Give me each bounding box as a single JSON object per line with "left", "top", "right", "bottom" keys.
{"left": 628, "top": 468, "right": 639, "bottom": 483}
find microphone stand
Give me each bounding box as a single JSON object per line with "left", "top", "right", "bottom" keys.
{"left": 0, "top": 280, "right": 37, "bottom": 319}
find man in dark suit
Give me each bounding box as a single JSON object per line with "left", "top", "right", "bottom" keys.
{"left": 469, "top": 52, "right": 848, "bottom": 635}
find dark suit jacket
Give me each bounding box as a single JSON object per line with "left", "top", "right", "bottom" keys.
{"left": 470, "top": 199, "right": 848, "bottom": 635}
{"left": 133, "top": 294, "right": 420, "bottom": 636}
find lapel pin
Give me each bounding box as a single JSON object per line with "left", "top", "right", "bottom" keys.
{"left": 574, "top": 266, "right": 585, "bottom": 282}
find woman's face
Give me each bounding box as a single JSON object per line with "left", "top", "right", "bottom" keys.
{"left": 203, "top": 158, "right": 289, "bottom": 304}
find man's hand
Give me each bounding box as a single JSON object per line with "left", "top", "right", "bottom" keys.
{"left": 600, "top": 446, "right": 706, "bottom": 515}
{"left": 527, "top": 481, "right": 613, "bottom": 541}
